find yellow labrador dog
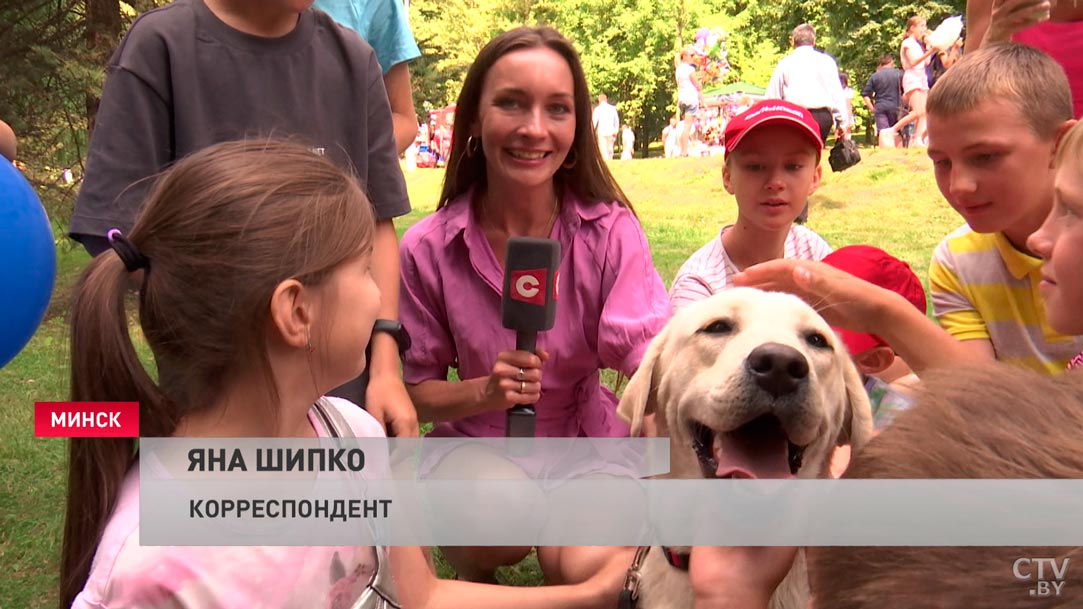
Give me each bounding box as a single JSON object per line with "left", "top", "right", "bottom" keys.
{"left": 617, "top": 288, "right": 873, "bottom": 609}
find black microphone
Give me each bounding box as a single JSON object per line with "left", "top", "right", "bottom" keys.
{"left": 501, "top": 237, "right": 561, "bottom": 437}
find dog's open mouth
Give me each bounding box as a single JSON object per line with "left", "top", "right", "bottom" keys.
{"left": 690, "top": 415, "right": 805, "bottom": 479}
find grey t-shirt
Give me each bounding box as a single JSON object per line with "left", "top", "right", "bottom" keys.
{"left": 70, "top": 0, "right": 410, "bottom": 243}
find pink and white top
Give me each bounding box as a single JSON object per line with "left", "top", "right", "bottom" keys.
{"left": 73, "top": 398, "right": 384, "bottom": 609}
{"left": 669, "top": 224, "right": 833, "bottom": 310}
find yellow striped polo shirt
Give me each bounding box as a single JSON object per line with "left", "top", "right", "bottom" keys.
{"left": 929, "top": 225, "right": 1083, "bottom": 375}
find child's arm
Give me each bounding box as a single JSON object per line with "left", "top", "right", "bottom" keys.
{"left": 366, "top": 219, "right": 419, "bottom": 438}
{"left": 360, "top": 43, "right": 418, "bottom": 437}
{"left": 385, "top": 62, "right": 419, "bottom": 154}
{"left": 902, "top": 38, "right": 938, "bottom": 70}
{"left": 733, "top": 259, "right": 971, "bottom": 373}
{"left": 861, "top": 76, "right": 877, "bottom": 115}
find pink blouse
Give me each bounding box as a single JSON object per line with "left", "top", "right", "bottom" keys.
{"left": 399, "top": 190, "right": 672, "bottom": 438}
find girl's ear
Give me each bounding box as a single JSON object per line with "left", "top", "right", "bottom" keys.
{"left": 268, "top": 279, "right": 312, "bottom": 350}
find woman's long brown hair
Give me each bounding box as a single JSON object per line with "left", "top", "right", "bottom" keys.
{"left": 59, "top": 140, "right": 375, "bottom": 608}
{"left": 438, "top": 26, "right": 635, "bottom": 216}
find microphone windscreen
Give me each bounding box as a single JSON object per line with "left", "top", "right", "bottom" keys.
{"left": 501, "top": 237, "right": 561, "bottom": 332}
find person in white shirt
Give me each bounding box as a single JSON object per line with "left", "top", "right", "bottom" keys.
{"left": 765, "top": 23, "right": 848, "bottom": 223}
{"left": 620, "top": 124, "right": 635, "bottom": 160}
{"left": 839, "top": 71, "right": 855, "bottom": 138}
{"left": 591, "top": 93, "right": 620, "bottom": 160}
{"left": 662, "top": 117, "right": 679, "bottom": 158}
{"left": 765, "top": 23, "right": 849, "bottom": 143}
{"left": 675, "top": 48, "right": 703, "bottom": 157}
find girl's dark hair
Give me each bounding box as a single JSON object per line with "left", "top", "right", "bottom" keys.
{"left": 437, "top": 26, "right": 634, "bottom": 215}
{"left": 59, "top": 140, "right": 375, "bottom": 608}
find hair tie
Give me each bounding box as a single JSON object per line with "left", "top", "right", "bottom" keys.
{"left": 106, "top": 229, "right": 150, "bottom": 273}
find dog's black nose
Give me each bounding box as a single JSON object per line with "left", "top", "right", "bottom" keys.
{"left": 746, "top": 343, "right": 809, "bottom": 397}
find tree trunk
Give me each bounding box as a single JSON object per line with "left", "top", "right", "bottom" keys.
{"left": 85, "top": 0, "right": 122, "bottom": 132}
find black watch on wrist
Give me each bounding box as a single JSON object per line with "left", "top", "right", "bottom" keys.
{"left": 372, "top": 319, "right": 411, "bottom": 357}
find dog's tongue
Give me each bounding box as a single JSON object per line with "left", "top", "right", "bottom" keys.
{"left": 714, "top": 416, "right": 795, "bottom": 479}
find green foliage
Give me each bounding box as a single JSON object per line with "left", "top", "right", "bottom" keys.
{"left": 688, "top": 0, "right": 784, "bottom": 89}
{"left": 2, "top": 1, "right": 94, "bottom": 227}
{"left": 409, "top": 0, "right": 685, "bottom": 153}
{"left": 558, "top": 0, "right": 682, "bottom": 150}
{"left": 741, "top": 0, "right": 966, "bottom": 95}
{"left": 1, "top": 0, "right": 168, "bottom": 230}
{"left": 410, "top": 0, "right": 509, "bottom": 110}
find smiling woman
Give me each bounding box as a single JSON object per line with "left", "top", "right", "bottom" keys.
{"left": 396, "top": 25, "right": 672, "bottom": 592}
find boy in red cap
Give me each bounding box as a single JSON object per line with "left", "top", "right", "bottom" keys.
{"left": 670, "top": 99, "right": 834, "bottom": 309}
{"left": 821, "top": 245, "right": 928, "bottom": 430}
{"left": 822, "top": 245, "right": 928, "bottom": 477}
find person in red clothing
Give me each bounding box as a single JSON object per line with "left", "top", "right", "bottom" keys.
{"left": 967, "top": 0, "right": 1083, "bottom": 117}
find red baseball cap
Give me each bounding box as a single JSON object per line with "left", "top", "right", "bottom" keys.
{"left": 820, "top": 245, "right": 927, "bottom": 356}
{"left": 724, "top": 100, "right": 823, "bottom": 158}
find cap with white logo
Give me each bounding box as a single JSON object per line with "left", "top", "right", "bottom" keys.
{"left": 723, "top": 100, "right": 823, "bottom": 158}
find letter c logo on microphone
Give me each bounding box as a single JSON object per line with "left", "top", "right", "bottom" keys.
{"left": 510, "top": 269, "right": 547, "bottom": 305}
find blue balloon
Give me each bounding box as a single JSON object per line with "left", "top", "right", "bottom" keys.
{"left": 0, "top": 160, "right": 56, "bottom": 368}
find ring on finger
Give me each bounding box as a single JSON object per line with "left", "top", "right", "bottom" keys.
{"left": 520, "top": 380, "right": 526, "bottom": 393}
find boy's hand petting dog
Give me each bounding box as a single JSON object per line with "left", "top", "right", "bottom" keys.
{"left": 689, "top": 546, "right": 798, "bottom": 609}
{"left": 732, "top": 259, "right": 892, "bottom": 335}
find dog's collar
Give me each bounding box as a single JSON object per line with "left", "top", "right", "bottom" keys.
{"left": 661, "top": 546, "right": 690, "bottom": 571}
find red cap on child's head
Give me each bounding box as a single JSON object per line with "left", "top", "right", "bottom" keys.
{"left": 821, "top": 245, "right": 927, "bottom": 356}
{"left": 724, "top": 100, "right": 823, "bottom": 158}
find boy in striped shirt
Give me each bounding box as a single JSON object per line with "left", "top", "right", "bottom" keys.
{"left": 924, "top": 43, "right": 1082, "bottom": 374}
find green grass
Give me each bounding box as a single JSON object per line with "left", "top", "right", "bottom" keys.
{"left": 0, "top": 148, "right": 961, "bottom": 607}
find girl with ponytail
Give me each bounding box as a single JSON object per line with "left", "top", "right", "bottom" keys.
{"left": 61, "top": 139, "right": 625, "bottom": 609}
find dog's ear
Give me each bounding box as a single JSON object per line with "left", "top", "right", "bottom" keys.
{"left": 617, "top": 325, "right": 669, "bottom": 437}
{"left": 837, "top": 357, "right": 873, "bottom": 450}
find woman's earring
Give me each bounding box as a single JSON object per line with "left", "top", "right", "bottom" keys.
{"left": 561, "top": 148, "right": 578, "bottom": 170}
{"left": 466, "top": 135, "right": 481, "bottom": 157}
